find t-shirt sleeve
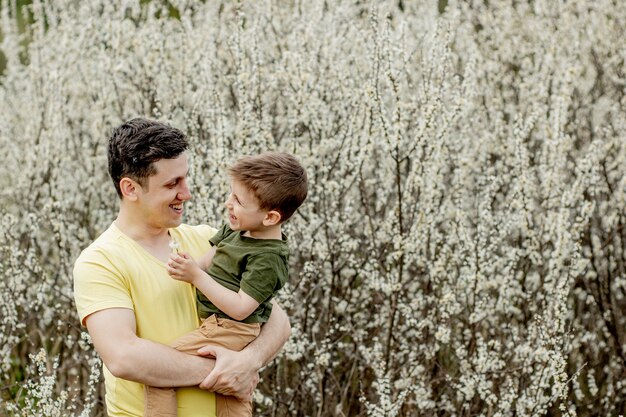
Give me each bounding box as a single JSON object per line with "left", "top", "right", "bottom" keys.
{"left": 239, "top": 254, "right": 288, "bottom": 304}
{"left": 209, "top": 223, "right": 233, "bottom": 247}
{"left": 73, "top": 249, "right": 133, "bottom": 326}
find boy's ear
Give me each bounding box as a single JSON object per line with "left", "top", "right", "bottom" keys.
{"left": 263, "top": 210, "right": 282, "bottom": 226}
{"left": 119, "top": 177, "right": 140, "bottom": 201}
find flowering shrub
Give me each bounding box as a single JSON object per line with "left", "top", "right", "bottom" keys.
{"left": 1, "top": 0, "right": 625, "bottom": 415}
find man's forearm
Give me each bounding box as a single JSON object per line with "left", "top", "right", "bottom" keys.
{"left": 113, "top": 337, "right": 216, "bottom": 387}
{"left": 86, "top": 308, "right": 215, "bottom": 388}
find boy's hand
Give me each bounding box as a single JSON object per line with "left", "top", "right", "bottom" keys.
{"left": 167, "top": 252, "right": 203, "bottom": 284}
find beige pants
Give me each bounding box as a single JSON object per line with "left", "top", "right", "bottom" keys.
{"left": 144, "top": 314, "right": 261, "bottom": 417}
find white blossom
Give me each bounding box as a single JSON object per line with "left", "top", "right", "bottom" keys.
{"left": 1, "top": 0, "right": 626, "bottom": 415}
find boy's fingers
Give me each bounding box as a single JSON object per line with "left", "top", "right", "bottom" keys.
{"left": 167, "top": 261, "right": 182, "bottom": 273}
{"left": 170, "top": 255, "right": 185, "bottom": 265}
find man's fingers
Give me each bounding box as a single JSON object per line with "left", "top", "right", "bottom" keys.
{"left": 200, "top": 373, "right": 251, "bottom": 401}
{"left": 197, "top": 345, "right": 219, "bottom": 357}
{"left": 198, "top": 346, "right": 224, "bottom": 392}
{"left": 196, "top": 344, "right": 258, "bottom": 400}
{"left": 197, "top": 345, "right": 222, "bottom": 392}
{"left": 200, "top": 370, "right": 218, "bottom": 391}
{"left": 241, "top": 375, "right": 257, "bottom": 400}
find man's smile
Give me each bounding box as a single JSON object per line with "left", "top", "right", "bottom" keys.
{"left": 170, "top": 203, "right": 183, "bottom": 214}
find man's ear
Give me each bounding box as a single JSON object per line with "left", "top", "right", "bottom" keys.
{"left": 263, "top": 210, "right": 282, "bottom": 226}
{"left": 119, "top": 177, "right": 140, "bottom": 201}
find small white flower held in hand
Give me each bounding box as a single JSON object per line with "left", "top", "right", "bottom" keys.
{"left": 169, "top": 238, "right": 180, "bottom": 254}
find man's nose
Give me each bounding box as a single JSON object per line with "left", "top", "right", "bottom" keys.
{"left": 178, "top": 181, "right": 192, "bottom": 201}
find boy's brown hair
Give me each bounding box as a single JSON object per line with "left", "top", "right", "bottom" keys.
{"left": 228, "top": 152, "right": 308, "bottom": 223}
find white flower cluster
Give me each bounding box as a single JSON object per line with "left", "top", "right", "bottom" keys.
{"left": 1, "top": 0, "right": 625, "bottom": 415}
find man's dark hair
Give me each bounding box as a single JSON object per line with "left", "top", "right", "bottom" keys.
{"left": 108, "top": 118, "right": 189, "bottom": 198}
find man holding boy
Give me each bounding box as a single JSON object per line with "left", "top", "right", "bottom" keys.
{"left": 73, "top": 118, "right": 291, "bottom": 416}
{"left": 144, "top": 152, "right": 307, "bottom": 416}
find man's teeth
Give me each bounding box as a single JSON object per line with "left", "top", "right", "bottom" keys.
{"left": 171, "top": 204, "right": 182, "bottom": 210}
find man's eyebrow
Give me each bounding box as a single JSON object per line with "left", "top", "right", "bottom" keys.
{"left": 163, "top": 169, "right": 190, "bottom": 184}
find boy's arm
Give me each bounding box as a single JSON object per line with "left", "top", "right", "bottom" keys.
{"left": 193, "top": 272, "right": 260, "bottom": 321}
{"left": 196, "top": 246, "right": 217, "bottom": 271}
{"left": 85, "top": 307, "right": 215, "bottom": 386}
{"left": 198, "top": 300, "right": 291, "bottom": 399}
{"left": 168, "top": 253, "right": 259, "bottom": 321}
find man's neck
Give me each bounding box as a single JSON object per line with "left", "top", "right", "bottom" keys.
{"left": 114, "top": 208, "right": 170, "bottom": 245}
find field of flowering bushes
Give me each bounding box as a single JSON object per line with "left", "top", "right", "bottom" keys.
{"left": 1, "top": 0, "right": 625, "bottom": 416}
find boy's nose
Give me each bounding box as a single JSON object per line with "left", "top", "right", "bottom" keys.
{"left": 225, "top": 194, "right": 234, "bottom": 208}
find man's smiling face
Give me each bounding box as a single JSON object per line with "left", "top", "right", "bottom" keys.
{"left": 135, "top": 153, "right": 192, "bottom": 230}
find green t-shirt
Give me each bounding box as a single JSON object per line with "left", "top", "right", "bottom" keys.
{"left": 197, "top": 223, "right": 289, "bottom": 323}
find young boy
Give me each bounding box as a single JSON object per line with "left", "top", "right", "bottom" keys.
{"left": 144, "top": 151, "right": 308, "bottom": 417}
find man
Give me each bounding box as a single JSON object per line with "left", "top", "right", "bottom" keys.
{"left": 73, "top": 118, "right": 291, "bottom": 416}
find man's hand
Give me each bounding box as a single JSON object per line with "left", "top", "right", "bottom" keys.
{"left": 197, "top": 345, "right": 261, "bottom": 401}
{"left": 167, "top": 252, "right": 203, "bottom": 284}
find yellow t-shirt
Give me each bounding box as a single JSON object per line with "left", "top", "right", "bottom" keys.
{"left": 73, "top": 223, "right": 217, "bottom": 417}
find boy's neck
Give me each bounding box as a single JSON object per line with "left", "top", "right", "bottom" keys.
{"left": 243, "top": 224, "right": 282, "bottom": 240}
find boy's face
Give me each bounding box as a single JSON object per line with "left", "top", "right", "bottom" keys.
{"left": 135, "top": 153, "right": 191, "bottom": 230}
{"left": 225, "top": 179, "right": 268, "bottom": 233}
